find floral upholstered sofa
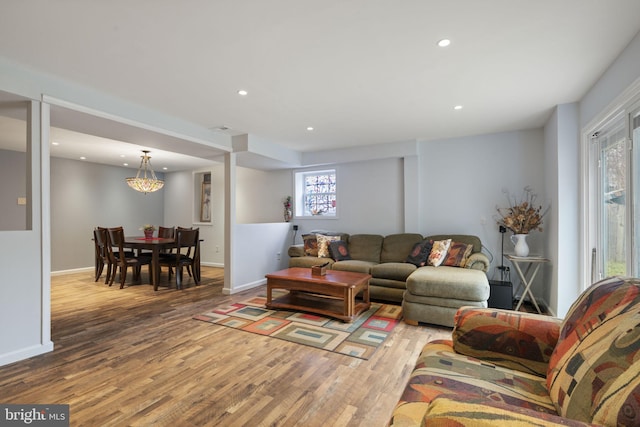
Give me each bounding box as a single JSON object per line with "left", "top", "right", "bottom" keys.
{"left": 288, "top": 231, "right": 490, "bottom": 327}
{"left": 390, "top": 276, "right": 640, "bottom": 426}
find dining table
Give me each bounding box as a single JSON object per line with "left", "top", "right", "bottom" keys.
{"left": 123, "top": 236, "right": 201, "bottom": 290}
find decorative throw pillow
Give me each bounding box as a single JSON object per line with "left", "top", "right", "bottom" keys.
{"left": 316, "top": 234, "right": 340, "bottom": 258}
{"left": 329, "top": 240, "right": 351, "bottom": 261}
{"left": 405, "top": 240, "right": 433, "bottom": 267}
{"left": 302, "top": 234, "right": 319, "bottom": 256}
{"left": 443, "top": 241, "right": 474, "bottom": 267}
{"left": 427, "top": 239, "right": 451, "bottom": 267}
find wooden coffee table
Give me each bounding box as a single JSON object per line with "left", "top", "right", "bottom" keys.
{"left": 265, "top": 267, "right": 371, "bottom": 322}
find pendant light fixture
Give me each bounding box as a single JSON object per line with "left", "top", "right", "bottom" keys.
{"left": 126, "top": 150, "right": 164, "bottom": 194}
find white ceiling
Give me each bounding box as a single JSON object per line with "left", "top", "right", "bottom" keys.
{"left": 1, "top": 1, "right": 640, "bottom": 167}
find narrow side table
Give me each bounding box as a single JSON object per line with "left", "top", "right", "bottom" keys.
{"left": 504, "top": 255, "right": 550, "bottom": 314}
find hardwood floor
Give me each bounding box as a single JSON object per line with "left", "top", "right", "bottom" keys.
{"left": 0, "top": 267, "right": 451, "bottom": 426}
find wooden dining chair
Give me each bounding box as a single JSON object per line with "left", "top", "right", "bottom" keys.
{"left": 157, "top": 225, "right": 176, "bottom": 275}
{"left": 93, "top": 227, "right": 111, "bottom": 283}
{"left": 106, "top": 227, "right": 152, "bottom": 289}
{"left": 158, "top": 226, "right": 175, "bottom": 254}
{"left": 159, "top": 227, "right": 200, "bottom": 289}
{"left": 175, "top": 226, "right": 196, "bottom": 278}
{"left": 158, "top": 226, "right": 175, "bottom": 240}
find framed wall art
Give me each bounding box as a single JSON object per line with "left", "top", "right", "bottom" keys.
{"left": 200, "top": 174, "right": 211, "bottom": 222}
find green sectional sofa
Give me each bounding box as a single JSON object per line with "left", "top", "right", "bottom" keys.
{"left": 288, "top": 232, "right": 490, "bottom": 327}
{"left": 391, "top": 276, "right": 640, "bottom": 427}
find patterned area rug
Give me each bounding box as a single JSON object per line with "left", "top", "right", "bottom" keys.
{"left": 193, "top": 293, "right": 403, "bottom": 360}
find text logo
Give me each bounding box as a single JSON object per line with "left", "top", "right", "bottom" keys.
{"left": 1, "top": 404, "right": 69, "bottom": 426}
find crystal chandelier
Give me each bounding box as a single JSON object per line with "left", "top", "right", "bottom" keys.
{"left": 126, "top": 150, "right": 164, "bottom": 194}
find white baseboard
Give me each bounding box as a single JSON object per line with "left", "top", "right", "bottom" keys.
{"left": 51, "top": 267, "right": 93, "bottom": 276}
{"left": 0, "top": 341, "right": 54, "bottom": 368}
{"left": 223, "top": 278, "right": 266, "bottom": 295}
{"left": 201, "top": 262, "right": 224, "bottom": 268}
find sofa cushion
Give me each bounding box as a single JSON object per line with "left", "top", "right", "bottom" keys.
{"left": 453, "top": 307, "right": 561, "bottom": 377}
{"left": 381, "top": 233, "right": 424, "bottom": 263}
{"left": 427, "top": 239, "right": 451, "bottom": 267}
{"left": 465, "top": 252, "right": 490, "bottom": 272}
{"left": 547, "top": 276, "right": 640, "bottom": 426}
{"left": 425, "top": 234, "right": 482, "bottom": 254}
{"left": 407, "top": 267, "right": 489, "bottom": 301}
{"left": 347, "top": 234, "right": 384, "bottom": 262}
{"left": 443, "top": 241, "right": 473, "bottom": 267}
{"left": 329, "top": 240, "right": 351, "bottom": 261}
{"left": 391, "top": 340, "right": 557, "bottom": 426}
{"left": 302, "top": 234, "right": 319, "bottom": 256}
{"left": 331, "top": 259, "right": 377, "bottom": 274}
{"left": 403, "top": 292, "right": 488, "bottom": 310}
{"left": 316, "top": 234, "right": 341, "bottom": 258}
{"left": 308, "top": 230, "right": 349, "bottom": 241}
{"left": 371, "top": 262, "right": 417, "bottom": 282}
{"left": 302, "top": 230, "right": 349, "bottom": 257}
{"left": 369, "top": 277, "right": 409, "bottom": 290}
{"left": 405, "top": 240, "right": 433, "bottom": 267}
{"left": 421, "top": 396, "right": 593, "bottom": 427}
{"left": 289, "top": 255, "right": 335, "bottom": 269}
{"left": 288, "top": 244, "right": 305, "bottom": 257}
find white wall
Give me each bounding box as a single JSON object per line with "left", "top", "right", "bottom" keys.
{"left": 419, "top": 130, "right": 547, "bottom": 289}
{"left": 0, "top": 101, "right": 52, "bottom": 367}
{"left": 236, "top": 166, "right": 292, "bottom": 224}
{"left": 289, "top": 158, "right": 405, "bottom": 240}
{"left": 50, "top": 157, "right": 165, "bottom": 272}
{"left": 544, "top": 104, "right": 580, "bottom": 318}
{"left": 227, "top": 223, "right": 292, "bottom": 294}
{"left": 231, "top": 157, "right": 405, "bottom": 240}
{"left": 0, "top": 149, "right": 28, "bottom": 230}
{"left": 580, "top": 31, "right": 640, "bottom": 128}
{"left": 163, "top": 170, "right": 193, "bottom": 226}
{"left": 163, "top": 163, "right": 225, "bottom": 267}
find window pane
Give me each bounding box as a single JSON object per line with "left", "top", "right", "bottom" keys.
{"left": 300, "top": 170, "right": 337, "bottom": 216}
{"left": 600, "top": 121, "right": 627, "bottom": 277}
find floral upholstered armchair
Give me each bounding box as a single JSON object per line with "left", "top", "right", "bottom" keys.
{"left": 391, "top": 276, "right": 640, "bottom": 426}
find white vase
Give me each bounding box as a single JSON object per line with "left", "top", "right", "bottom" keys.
{"left": 510, "top": 234, "right": 530, "bottom": 257}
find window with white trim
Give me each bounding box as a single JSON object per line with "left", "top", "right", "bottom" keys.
{"left": 294, "top": 169, "right": 337, "bottom": 217}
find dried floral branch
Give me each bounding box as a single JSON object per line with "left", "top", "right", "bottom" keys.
{"left": 496, "top": 186, "right": 549, "bottom": 234}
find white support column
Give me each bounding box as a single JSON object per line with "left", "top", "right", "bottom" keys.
{"left": 403, "top": 155, "right": 420, "bottom": 232}
{"left": 38, "top": 100, "right": 52, "bottom": 348}
{"left": 223, "top": 152, "right": 237, "bottom": 295}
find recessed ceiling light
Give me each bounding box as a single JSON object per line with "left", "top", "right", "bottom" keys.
{"left": 437, "top": 39, "right": 451, "bottom": 47}
{"left": 454, "top": 105, "right": 463, "bottom": 110}
{"left": 123, "top": 163, "right": 129, "bottom": 166}
{"left": 162, "top": 167, "right": 168, "bottom": 170}
{"left": 80, "top": 156, "right": 86, "bottom": 160}
{"left": 237, "top": 89, "right": 248, "bottom": 96}
{"left": 306, "top": 126, "right": 314, "bottom": 131}
{"left": 51, "top": 141, "right": 59, "bottom": 146}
